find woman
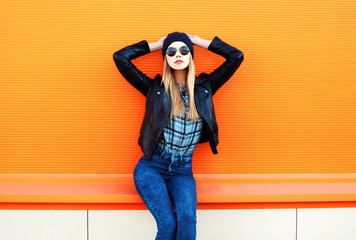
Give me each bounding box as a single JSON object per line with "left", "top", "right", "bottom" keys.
{"left": 113, "top": 32, "right": 243, "bottom": 240}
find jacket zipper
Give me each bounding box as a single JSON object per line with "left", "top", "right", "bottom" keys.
{"left": 147, "top": 95, "right": 169, "bottom": 160}
{"left": 147, "top": 119, "right": 168, "bottom": 160}
{"left": 196, "top": 90, "right": 215, "bottom": 137}
{"left": 197, "top": 109, "right": 214, "bottom": 140}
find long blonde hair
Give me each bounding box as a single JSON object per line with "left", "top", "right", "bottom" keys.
{"left": 162, "top": 55, "right": 200, "bottom": 121}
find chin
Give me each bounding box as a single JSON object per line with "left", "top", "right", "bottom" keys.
{"left": 170, "top": 64, "right": 189, "bottom": 70}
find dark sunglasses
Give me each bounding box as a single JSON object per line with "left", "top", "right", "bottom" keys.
{"left": 166, "top": 46, "right": 190, "bottom": 57}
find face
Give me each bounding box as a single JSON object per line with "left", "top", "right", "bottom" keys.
{"left": 165, "top": 41, "right": 191, "bottom": 70}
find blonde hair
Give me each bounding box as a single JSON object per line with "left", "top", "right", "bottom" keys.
{"left": 162, "top": 54, "right": 200, "bottom": 121}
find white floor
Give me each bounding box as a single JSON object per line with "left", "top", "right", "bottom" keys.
{"left": 0, "top": 208, "right": 355, "bottom": 240}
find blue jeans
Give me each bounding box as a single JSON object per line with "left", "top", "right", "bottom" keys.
{"left": 133, "top": 145, "right": 197, "bottom": 240}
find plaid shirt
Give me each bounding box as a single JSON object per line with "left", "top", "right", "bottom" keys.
{"left": 157, "top": 80, "right": 204, "bottom": 155}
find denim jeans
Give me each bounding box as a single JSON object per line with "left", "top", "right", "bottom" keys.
{"left": 133, "top": 145, "right": 197, "bottom": 240}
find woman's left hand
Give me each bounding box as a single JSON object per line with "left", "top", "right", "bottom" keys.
{"left": 186, "top": 34, "right": 203, "bottom": 46}
{"left": 187, "top": 34, "right": 212, "bottom": 49}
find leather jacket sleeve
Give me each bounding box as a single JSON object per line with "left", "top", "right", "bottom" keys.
{"left": 113, "top": 40, "right": 152, "bottom": 97}
{"left": 205, "top": 36, "right": 244, "bottom": 95}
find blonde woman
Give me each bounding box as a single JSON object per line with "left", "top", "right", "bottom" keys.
{"left": 113, "top": 32, "right": 244, "bottom": 240}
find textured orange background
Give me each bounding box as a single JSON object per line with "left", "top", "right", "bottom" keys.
{"left": 1, "top": 0, "right": 356, "bottom": 209}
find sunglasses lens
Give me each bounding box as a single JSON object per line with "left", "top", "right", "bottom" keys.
{"left": 180, "top": 46, "right": 190, "bottom": 55}
{"left": 166, "top": 46, "right": 190, "bottom": 57}
{"left": 166, "top": 48, "right": 177, "bottom": 57}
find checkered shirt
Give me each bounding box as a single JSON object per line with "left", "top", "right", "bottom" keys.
{"left": 156, "top": 80, "right": 204, "bottom": 155}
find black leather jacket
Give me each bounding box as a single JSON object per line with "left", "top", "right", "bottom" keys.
{"left": 113, "top": 36, "right": 244, "bottom": 160}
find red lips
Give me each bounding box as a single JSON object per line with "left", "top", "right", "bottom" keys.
{"left": 174, "top": 60, "right": 183, "bottom": 63}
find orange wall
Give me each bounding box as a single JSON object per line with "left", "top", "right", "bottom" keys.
{"left": 1, "top": 0, "right": 356, "bottom": 176}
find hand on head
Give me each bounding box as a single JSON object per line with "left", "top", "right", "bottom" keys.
{"left": 157, "top": 36, "right": 167, "bottom": 45}
{"left": 155, "top": 36, "right": 167, "bottom": 49}
{"left": 186, "top": 34, "right": 202, "bottom": 45}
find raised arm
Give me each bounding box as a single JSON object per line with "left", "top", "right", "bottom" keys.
{"left": 189, "top": 35, "right": 244, "bottom": 95}
{"left": 113, "top": 37, "right": 166, "bottom": 97}
{"left": 113, "top": 40, "right": 153, "bottom": 97}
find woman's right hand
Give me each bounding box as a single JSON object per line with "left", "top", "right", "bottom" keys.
{"left": 156, "top": 36, "right": 167, "bottom": 47}
{"left": 148, "top": 36, "right": 167, "bottom": 52}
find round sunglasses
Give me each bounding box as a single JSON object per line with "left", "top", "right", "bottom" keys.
{"left": 166, "top": 46, "right": 190, "bottom": 57}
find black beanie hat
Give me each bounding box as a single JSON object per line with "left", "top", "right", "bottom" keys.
{"left": 162, "top": 32, "right": 194, "bottom": 59}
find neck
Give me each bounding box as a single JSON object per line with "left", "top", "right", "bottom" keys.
{"left": 173, "top": 69, "right": 187, "bottom": 88}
